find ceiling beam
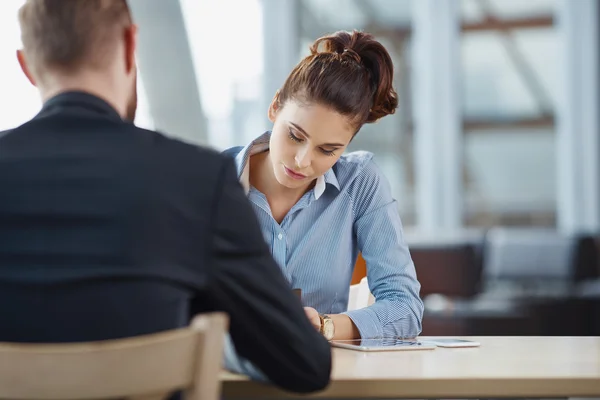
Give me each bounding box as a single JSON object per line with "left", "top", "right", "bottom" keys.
{"left": 463, "top": 15, "right": 553, "bottom": 32}
{"left": 398, "top": 116, "right": 555, "bottom": 135}
{"left": 369, "top": 14, "right": 554, "bottom": 38}
{"left": 463, "top": 115, "right": 555, "bottom": 131}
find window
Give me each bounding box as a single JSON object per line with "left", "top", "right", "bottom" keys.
{"left": 461, "top": 0, "right": 557, "bottom": 227}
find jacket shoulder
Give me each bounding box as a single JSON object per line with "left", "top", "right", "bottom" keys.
{"left": 130, "top": 126, "right": 233, "bottom": 177}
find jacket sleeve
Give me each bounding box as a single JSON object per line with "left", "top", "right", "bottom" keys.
{"left": 204, "top": 157, "right": 332, "bottom": 393}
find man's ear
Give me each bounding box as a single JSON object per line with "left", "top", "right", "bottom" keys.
{"left": 16, "top": 50, "right": 36, "bottom": 87}
{"left": 267, "top": 90, "right": 281, "bottom": 123}
{"left": 124, "top": 24, "right": 138, "bottom": 74}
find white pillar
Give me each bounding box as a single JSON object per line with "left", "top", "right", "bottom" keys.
{"left": 129, "top": 0, "right": 207, "bottom": 145}
{"left": 261, "top": 0, "right": 300, "bottom": 131}
{"left": 411, "top": 0, "right": 463, "bottom": 231}
{"left": 556, "top": 0, "right": 600, "bottom": 235}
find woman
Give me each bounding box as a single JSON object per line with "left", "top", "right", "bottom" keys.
{"left": 227, "top": 30, "right": 423, "bottom": 341}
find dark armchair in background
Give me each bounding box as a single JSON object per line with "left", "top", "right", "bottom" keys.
{"left": 415, "top": 228, "right": 600, "bottom": 336}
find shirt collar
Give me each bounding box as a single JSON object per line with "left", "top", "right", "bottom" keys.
{"left": 234, "top": 131, "right": 340, "bottom": 200}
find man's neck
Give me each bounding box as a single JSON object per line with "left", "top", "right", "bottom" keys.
{"left": 38, "top": 75, "right": 125, "bottom": 118}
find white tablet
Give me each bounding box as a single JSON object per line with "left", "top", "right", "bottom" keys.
{"left": 420, "top": 338, "right": 481, "bottom": 348}
{"left": 330, "top": 338, "right": 437, "bottom": 352}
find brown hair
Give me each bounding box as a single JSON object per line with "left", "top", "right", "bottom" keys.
{"left": 18, "top": 0, "right": 132, "bottom": 78}
{"left": 276, "top": 30, "right": 398, "bottom": 131}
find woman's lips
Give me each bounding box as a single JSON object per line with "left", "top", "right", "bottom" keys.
{"left": 284, "top": 166, "right": 307, "bottom": 180}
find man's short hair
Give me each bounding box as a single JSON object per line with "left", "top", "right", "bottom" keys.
{"left": 18, "top": 0, "right": 132, "bottom": 77}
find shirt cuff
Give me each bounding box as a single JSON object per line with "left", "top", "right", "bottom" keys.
{"left": 342, "top": 307, "right": 384, "bottom": 339}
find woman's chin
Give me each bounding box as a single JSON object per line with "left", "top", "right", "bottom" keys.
{"left": 275, "top": 171, "right": 306, "bottom": 189}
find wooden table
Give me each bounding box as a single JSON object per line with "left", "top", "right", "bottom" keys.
{"left": 221, "top": 336, "right": 600, "bottom": 398}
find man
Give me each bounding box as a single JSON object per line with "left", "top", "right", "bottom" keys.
{"left": 0, "top": 0, "right": 331, "bottom": 393}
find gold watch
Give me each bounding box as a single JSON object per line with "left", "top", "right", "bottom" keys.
{"left": 319, "top": 314, "right": 335, "bottom": 340}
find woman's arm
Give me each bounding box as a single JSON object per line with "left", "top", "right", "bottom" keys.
{"left": 342, "top": 159, "right": 424, "bottom": 339}
{"left": 303, "top": 158, "right": 423, "bottom": 340}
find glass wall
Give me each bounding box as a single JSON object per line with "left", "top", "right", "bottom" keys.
{"left": 461, "top": 0, "right": 557, "bottom": 227}
{"left": 297, "top": 0, "right": 558, "bottom": 228}
{"left": 0, "top": 0, "right": 564, "bottom": 230}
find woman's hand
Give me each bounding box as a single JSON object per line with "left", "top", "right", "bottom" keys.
{"left": 304, "top": 307, "right": 321, "bottom": 331}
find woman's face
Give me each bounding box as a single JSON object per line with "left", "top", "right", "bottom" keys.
{"left": 268, "top": 99, "right": 355, "bottom": 190}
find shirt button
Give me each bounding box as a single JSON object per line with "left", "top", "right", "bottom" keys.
{"left": 278, "top": 233, "right": 283, "bottom": 240}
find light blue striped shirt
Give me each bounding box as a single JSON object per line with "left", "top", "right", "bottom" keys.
{"left": 232, "top": 132, "right": 424, "bottom": 339}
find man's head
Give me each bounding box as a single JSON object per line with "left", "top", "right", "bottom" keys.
{"left": 17, "top": 0, "right": 138, "bottom": 121}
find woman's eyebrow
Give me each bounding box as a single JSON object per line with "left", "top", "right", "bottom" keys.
{"left": 289, "top": 122, "right": 345, "bottom": 147}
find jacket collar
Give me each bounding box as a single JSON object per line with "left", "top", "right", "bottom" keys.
{"left": 37, "top": 91, "right": 123, "bottom": 122}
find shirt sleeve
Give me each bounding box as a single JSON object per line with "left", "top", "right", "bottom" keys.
{"left": 342, "top": 159, "right": 424, "bottom": 339}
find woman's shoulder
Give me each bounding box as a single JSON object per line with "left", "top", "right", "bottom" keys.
{"left": 335, "top": 150, "right": 385, "bottom": 187}
{"left": 222, "top": 146, "right": 244, "bottom": 159}
{"left": 336, "top": 151, "right": 395, "bottom": 216}
{"left": 338, "top": 150, "right": 374, "bottom": 165}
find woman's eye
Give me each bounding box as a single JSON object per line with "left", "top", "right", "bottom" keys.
{"left": 320, "top": 148, "right": 336, "bottom": 156}
{"left": 288, "top": 129, "right": 302, "bottom": 143}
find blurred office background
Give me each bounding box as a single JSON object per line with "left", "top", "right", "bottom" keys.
{"left": 1, "top": 0, "right": 599, "bottom": 335}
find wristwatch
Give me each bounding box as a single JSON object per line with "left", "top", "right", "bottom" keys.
{"left": 319, "top": 313, "right": 335, "bottom": 340}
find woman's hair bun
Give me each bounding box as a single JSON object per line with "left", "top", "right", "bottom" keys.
{"left": 277, "top": 30, "right": 398, "bottom": 129}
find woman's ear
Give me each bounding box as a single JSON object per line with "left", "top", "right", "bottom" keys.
{"left": 267, "top": 90, "right": 281, "bottom": 123}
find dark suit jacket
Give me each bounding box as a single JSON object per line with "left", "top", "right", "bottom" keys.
{"left": 0, "top": 91, "right": 331, "bottom": 393}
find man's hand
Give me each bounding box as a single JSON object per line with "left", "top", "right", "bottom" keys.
{"left": 304, "top": 307, "right": 321, "bottom": 331}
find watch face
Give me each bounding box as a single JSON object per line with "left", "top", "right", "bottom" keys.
{"left": 323, "top": 319, "right": 335, "bottom": 340}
